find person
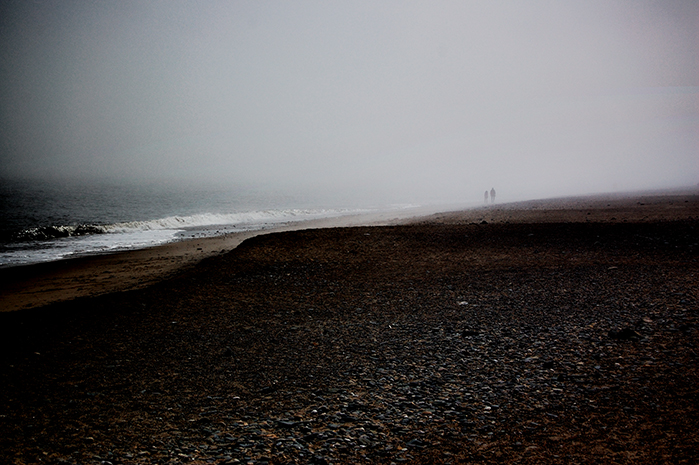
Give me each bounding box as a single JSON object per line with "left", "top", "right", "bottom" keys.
{"left": 484, "top": 190, "right": 489, "bottom": 204}
{"left": 490, "top": 188, "right": 496, "bottom": 204}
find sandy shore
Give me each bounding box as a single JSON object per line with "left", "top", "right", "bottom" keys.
{"left": 0, "top": 205, "right": 453, "bottom": 313}
{"left": 1, "top": 190, "right": 698, "bottom": 464}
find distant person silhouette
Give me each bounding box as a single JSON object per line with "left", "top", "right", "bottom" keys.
{"left": 490, "top": 188, "right": 496, "bottom": 204}
{"left": 484, "top": 190, "right": 489, "bottom": 204}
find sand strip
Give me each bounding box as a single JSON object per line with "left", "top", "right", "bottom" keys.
{"left": 0, "top": 204, "right": 461, "bottom": 312}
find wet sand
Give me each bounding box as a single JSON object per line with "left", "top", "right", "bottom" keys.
{"left": 1, "top": 190, "right": 698, "bottom": 464}
{"left": 0, "top": 206, "right": 449, "bottom": 313}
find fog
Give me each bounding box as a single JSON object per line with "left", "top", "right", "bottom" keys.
{"left": 1, "top": 1, "right": 697, "bottom": 204}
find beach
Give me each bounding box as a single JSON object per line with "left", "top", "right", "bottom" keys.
{"left": 0, "top": 206, "right": 444, "bottom": 313}
{"left": 1, "top": 191, "right": 698, "bottom": 464}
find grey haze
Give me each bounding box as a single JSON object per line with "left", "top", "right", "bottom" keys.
{"left": 0, "top": 0, "right": 697, "bottom": 204}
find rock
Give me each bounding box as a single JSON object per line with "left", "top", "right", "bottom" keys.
{"left": 405, "top": 439, "right": 427, "bottom": 449}
{"left": 277, "top": 420, "right": 297, "bottom": 429}
{"left": 608, "top": 327, "right": 641, "bottom": 340}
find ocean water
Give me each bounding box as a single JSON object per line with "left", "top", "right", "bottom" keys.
{"left": 0, "top": 178, "right": 373, "bottom": 268}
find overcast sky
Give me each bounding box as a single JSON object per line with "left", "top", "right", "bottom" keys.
{"left": 0, "top": 0, "right": 697, "bottom": 202}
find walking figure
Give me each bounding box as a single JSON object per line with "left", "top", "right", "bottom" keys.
{"left": 490, "top": 188, "right": 496, "bottom": 204}
{"left": 484, "top": 190, "right": 489, "bottom": 204}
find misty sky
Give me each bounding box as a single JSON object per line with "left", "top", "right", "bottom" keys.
{"left": 1, "top": 1, "right": 697, "bottom": 202}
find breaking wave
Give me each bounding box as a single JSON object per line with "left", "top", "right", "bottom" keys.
{"left": 14, "top": 224, "right": 107, "bottom": 241}
{"left": 13, "top": 208, "right": 361, "bottom": 242}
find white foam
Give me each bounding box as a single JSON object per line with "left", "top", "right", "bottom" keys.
{"left": 102, "top": 208, "right": 361, "bottom": 233}
{"left": 0, "top": 207, "right": 369, "bottom": 267}
{"left": 0, "top": 229, "right": 181, "bottom": 267}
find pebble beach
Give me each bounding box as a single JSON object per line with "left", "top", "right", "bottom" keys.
{"left": 1, "top": 191, "right": 698, "bottom": 464}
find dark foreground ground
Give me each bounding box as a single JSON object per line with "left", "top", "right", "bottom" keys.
{"left": 1, "top": 211, "right": 698, "bottom": 464}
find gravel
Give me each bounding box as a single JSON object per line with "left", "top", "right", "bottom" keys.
{"left": 1, "top": 220, "right": 698, "bottom": 464}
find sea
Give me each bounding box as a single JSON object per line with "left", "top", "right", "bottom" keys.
{"left": 0, "top": 178, "right": 388, "bottom": 268}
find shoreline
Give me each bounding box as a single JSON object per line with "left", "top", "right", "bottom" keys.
{"left": 2, "top": 190, "right": 698, "bottom": 313}
{"left": 0, "top": 203, "right": 469, "bottom": 312}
